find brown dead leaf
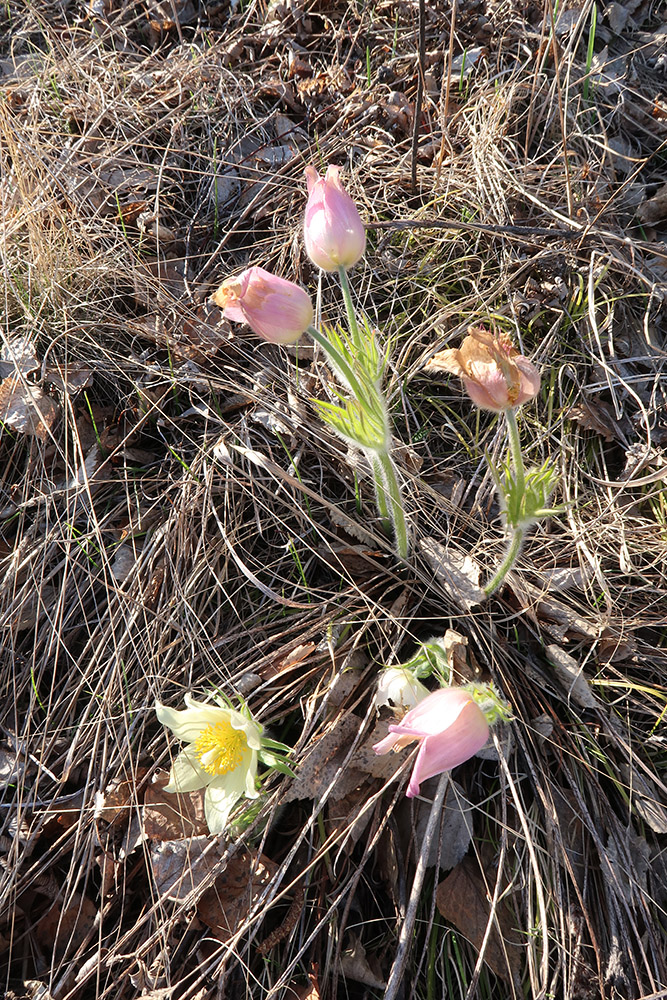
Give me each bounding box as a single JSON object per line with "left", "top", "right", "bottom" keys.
{"left": 510, "top": 577, "right": 597, "bottom": 641}
{"left": 325, "top": 781, "right": 374, "bottom": 846}
{"left": 436, "top": 858, "right": 522, "bottom": 983}
{"left": 546, "top": 645, "right": 598, "bottom": 709}
{"left": 283, "top": 970, "right": 321, "bottom": 1000}
{"left": 419, "top": 537, "right": 485, "bottom": 610}
{"left": 282, "top": 714, "right": 364, "bottom": 803}
{"left": 116, "top": 199, "right": 148, "bottom": 224}
{"left": 259, "top": 642, "right": 317, "bottom": 681}
{"left": 566, "top": 400, "right": 620, "bottom": 441}
{"left": 441, "top": 628, "right": 480, "bottom": 684}
{"left": 37, "top": 892, "right": 98, "bottom": 960}
{"left": 0, "top": 335, "right": 39, "bottom": 379}
{"left": 132, "top": 259, "right": 189, "bottom": 309}
{"left": 44, "top": 361, "right": 94, "bottom": 395}
{"left": 143, "top": 773, "right": 208, "bottom": 840}
{"left": 401, "top": 780, "right": 475, "bottom": 872}
{"left": 637, "top": 181, "right": 667, "bottom": 224}
{"left": 340, "top": 935, "right": 386, "bottom": 989}
{"left": 0, "top": 377, "right": 59, "bottom": 440}
{"left": 197, "top": 851, "right": 278, "bottom": 943}
{"left": 150, "top": 836, "right": 220, "bottom": 901}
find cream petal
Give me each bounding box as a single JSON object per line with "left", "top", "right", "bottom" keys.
{"left": 156, "top": 699, "right": 230, "bottom": 742}
{"left": 204, "top": 767, "right": 249, "bottom": 834}
{"left": 163, "top": 748, "right": 210, "bottom": 793}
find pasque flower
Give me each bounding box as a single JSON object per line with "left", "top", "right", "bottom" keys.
{"left": 212, "top": 266, "right": 313, "bottom": 344}
{"left": 156, "top": 694, "right": 262, "bottom": 834}
{"left": 373, "top": 687, "right": 489, "bottom": 798}
{"left": 375, "top": 667, "right": 430, "bottom": 711}
{"left": 304, "top": 165, "right": 366, "bottom": 271}
{"left": 426, "top": 326, "right": 540, "bottom": 411}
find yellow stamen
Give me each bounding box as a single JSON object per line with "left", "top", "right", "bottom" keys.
{"left": 194, "top": 721, "right": 247, "bottom": 775}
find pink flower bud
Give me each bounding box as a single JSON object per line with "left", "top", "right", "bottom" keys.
{"left": 373, "top": 687, "right": 489, "bottom": 798}
{"left": 212, "top": 266, "right": 313, "bottom": 344}
{"left": 304, "top": 165, "right": 366, "bottom": 271}
{"left": 426, "top": 326, "right": 541, "bottom": 411}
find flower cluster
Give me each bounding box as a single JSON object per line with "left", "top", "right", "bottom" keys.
{"left": 155, "top": 164, "right": 525, "bottom": 836}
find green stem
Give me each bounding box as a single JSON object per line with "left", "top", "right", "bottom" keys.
{"left": 308, "top": 325, "right": 367, "bottom": 403}
{"left": 484, "top": 527, "right": 524, "bottom": 596}
{"left": 375, "top": 448, "right": 409, "bottom": 559}
{"left": 369, "top": 452, "right": 391, "bottom": 526}
{"left": 505, "top": 406, "right": 525, "bottom": 499}
{"left": 337, "top": 265, "right": 362, "bottom": 353}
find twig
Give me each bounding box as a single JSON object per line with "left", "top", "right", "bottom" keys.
{"left": 411, "top": 0, "right": 426, "bottom": 194}
{"left": 384, "top": 773, "right": 450, "bottom": 1000}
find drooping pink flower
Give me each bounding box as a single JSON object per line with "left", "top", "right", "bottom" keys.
{"left": 212, "top": 266, "right": 313, "bottom": 344}
{"left": 373, "top": 687, "right": 489, "bottom": 798}
{"left": 426, "top": 326, "right": 541, "bottom": 411}
{"left": 304, "top": 165, "right": 366, "bottom": 271}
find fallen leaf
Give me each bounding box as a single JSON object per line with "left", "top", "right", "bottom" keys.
{"left": 132, "top": 259, "right": 189, "bottom": 309}
{"left": 637, "top": 181, "right": 667, "bottom": 224}
{"left": 619, "top": 762, "right": 667, "bottom": 834}
{"left": 143, "top": 773, "right": 208, "bottom": 840}
{"left": 37, "top": 892, "right": 98, "bottom": 960}
{"left": 0, "top": 748, "right": 27, "bottom": 788}
{"left": 44, "top": 361, "right": 94, "bottom": 394}
{"left": 566, "top": 400, "right": 620, "bottom": 441}
{"left": 546, "top": 645, "right": 598, "bottom": 709}
{"left": 258, "top": 642, "right": 316, "bottom": 681}
{"left": 0, "top": 376, "right": 59, "bottom": 440}
{"left": 419, "top": 537, "right": 485, "bottom": 610}
{"left": 340, "top": 936, "right": 386, "bottom": 989}
{"left": 354, "top": 719, "right": 411, "bottom": 783}
{"left": 282, "top": 970, "right": 321, "bottom": 1000}
{"left": 403, "top": 779, "right": 474, "bottom": 872}
{"left": 441, "top": 628, "right": 480, "bottom": 683}
{"left": 510, "top": 577, "right": 598, "bottom": 641}
{"left": 110, "top": 544, "right": 136, "bottom": 583}
{"left": 197, "top": 851, "right": 278, "bottom": 943}
{"left": 282, "top": 714, "right": 364, "bottom": 803}
{"left": 436, "top": 858, "right": 522, "bottom": 983}
{"left": 0, "top": 336, "right": 39, "bottom": 379}
{"left": 150, "top": 836, "right": 220, "bottom": 901}
{"left": 535, "top": 565, "right": 592, "bottom": 593}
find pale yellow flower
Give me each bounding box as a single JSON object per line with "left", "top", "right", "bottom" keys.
{"left": 155, "top": 694, "right": 262, "bottom": 834}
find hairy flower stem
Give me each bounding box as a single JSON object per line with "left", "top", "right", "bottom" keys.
{"left": 484, "top": 407, "right": 526, "bottom": 595}
{"left": 337, "top": 265, "right": 362, "bottom": 353}
{"left": 372, "top": 448, "right": 408, "bottom": 559}
{"left": 484, "top": 408, "right": 527, "bottom": 595}
{"left": 484, "top": 526, "right": 524, "bottom": 596}
{"left": 505, "top": 406, "right": 525, "bottom": 497}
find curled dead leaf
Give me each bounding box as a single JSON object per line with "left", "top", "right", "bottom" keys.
{"left": 0, "top": 376, "right": 59, "bottom": 440}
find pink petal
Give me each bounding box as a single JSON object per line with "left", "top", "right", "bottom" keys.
{"left": 406, "top": 700, "right": 489, "bottom": 797}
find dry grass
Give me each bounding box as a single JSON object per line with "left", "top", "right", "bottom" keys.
{"left": 1, "top": 0, "right": 666, "bottom": 998}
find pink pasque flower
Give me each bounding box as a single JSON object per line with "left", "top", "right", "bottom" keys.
{"left": 304, "top": 165, "right": 366, "bottom": 271}
{"left": 373, "top": 687, "right": 489, "bottom": 798}
{"left": 426, "top": 326, "right": 541, "bottom": 411}
{"left": 212, "top": 266, "right": 313, "bottom": 344}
